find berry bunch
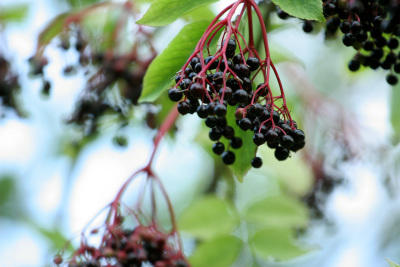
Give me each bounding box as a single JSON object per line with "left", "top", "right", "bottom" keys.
{"left": 57, "top": 157, "right": 188, "bottom": 267}
{"left": 62, "top": 223, "right": 189, "bottom": 267}
{"left": 0, "top": 54, "right": 22, "bottom": 117}
{"left": 277, "top": 0, "right": 400, "bottom": 85}
{"left": 168, "top": 0, "right": 305, "bottom": 167}
{"left": 30, "top": 1, "right": 156, "bottom": 139}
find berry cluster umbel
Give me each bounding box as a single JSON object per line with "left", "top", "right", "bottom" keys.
{"left": 277, "top": 0, "right": 400, "bottom": 85}
{"left": 30, "top": 2, "right": 156, "bottom": 140}
{"left": 169, "top": 0, "right": 305, "bottom": 168}
{"left": 60, "top": 222, "right": 188, "bottom": 267}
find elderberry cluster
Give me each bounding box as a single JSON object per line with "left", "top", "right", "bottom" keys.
{"left": 0, "top": 54, "right": 22, "bottom": 117}
{"left": 276, "top": 0, "right": 400, "bottom": 85}
{"left": 61, "top": 225, "right": 189, "bottom": 267}
{"left": 169, "top": 38, "right": 305, "bottom": 167}
{"left": 30, "top": 25, "right": 154, "bottom": 142}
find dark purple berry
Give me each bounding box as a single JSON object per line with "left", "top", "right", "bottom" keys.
{"left": 251, "top": 157, "right": 262, "bottom": 168}
{"left": 212, "top": 142, "right": 225, "bottom": 155}
{"left": 222, "top": 151, "right": 235, "bottom": 165}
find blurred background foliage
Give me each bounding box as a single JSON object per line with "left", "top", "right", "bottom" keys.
{"left": 1, "top": 0, "right": 400, "bottom": 267}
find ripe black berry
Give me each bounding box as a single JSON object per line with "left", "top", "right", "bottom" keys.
{"left": 189, "top": 83, "right": 203, "bottom": 98}
{"left": 275, "top": 146, "right": 290, "bottom": 161}
{"left": 196, "top": 105, "right": 208, "bottom": 118}
{"left": 177, "top": 101, "right": 190, "bottom": 115}
{"left": 223, "top": 126, "right": 235, "bottom": 139}
{"left": 233, "top": 89, "right": 249, "bottom": 103}
{"left": 209, "top": 127, "right": 222, "bottom": 141}
{"left": 348, "top": 60, "right": 360, "bottom": 71}
{"left": 212, "top": 142, "right": 225, "bottom": 155}
{"left": 388, "top": 38, "right": 399, "bottom": 49}
{"left": 222, "top": 151, "right": 235, "bottom": 165}
{"left": 277, "top": 8, "right": 289, "bottom": 19}
{"left": 205, "top": 116, "right": 217, "bottom": 128}
{"left": 168, "top": 88, "right": 183, "bottom": 102}
{"left": 238, "top": 118, "right": 252, "bottom": 130}
{"left": 281, "top": 134, "right": 294, "bottom": 149}
{"left": 302, "top": 21, "right": 313, "bottom": 33}
{"left": 214, "top": 103, "right": 227, "bottom": 117}
{"left": 230, "top": 137, "right": 243, "bottom": 149}
{"left": 251, "top": 157, "right": 262, "bottom": 168}
{"left": 342, "top": 33, "right": 355, "bottom": 46}
{"left": 253, "top": 132, "right": 265, "bottom": 146}
{"left": 246, "top": 57, "right": 260, "bottom": 71}
{"left": 386, "top": 74, "right": 398, "bottom": 85}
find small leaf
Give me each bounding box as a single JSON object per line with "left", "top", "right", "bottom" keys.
{"left": 29, "top": 222, "right": 73, "bottom": 252}
{"left": 0, "top": 4, "right": 29, "bottom": 24}
{"left": 190, "top": 235, "right": 243, "bottom": 267}
{"left": 250, "top": 227, "right": 309, "bottom": 261}
{"left": 391, "top": 84, "right": 400, "bottom": 143}
{"left": 387, "top": 259, "right": 400, "bottom": 267}
{"left": 179, "top": 196, "right": 238, "bottom": 240}
{"left": 226, "top": 105, "right": 257, "bottom": 182}
{"left": 271, "top": 0, "right": 324, "bottom": 21}
{"left": 262, "top": 149, "right": 313, "bottom": 196}
{"left": 245, "top": 195, "right": 308, "bottom": 228}
{"left": 38, "top": 13, "right": 69, "bottom": 47}
{"left": 137, "top": 0, "right": 218, "bottom": 27}
{"left": 182, "top": 5, "right": 215, "bottom": 22}
{"left": 140, "top": 20, "right": 210, "bottom": 102}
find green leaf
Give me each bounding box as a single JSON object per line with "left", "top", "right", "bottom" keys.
{"left": 271, "top": 0, "right": 324, "bottom": 21}
{"left": 190, "top": 235, "right": 243, "bottom": 267}
{"left": 140, "top": 20, "right": 210, "bottom": 102}
{"left": 391, "top": 84, "right": 400, "bottom": 143}
{"left": 0, "top": 4, "right": 29, "bottom": 24}
{"left": 182, "top": 5, "right": 215, "bottom": 22}
{"left": 387, "top": 259, "right": 400, "bottom": 267}
{"left": 137, "top": 0, "right": 218, "bottom": 26}
{"left": 226, "top": 105, "right": 257, "bottom": 182}
{"left": 244, "top": 195, "right": 308, "bottom": 228}
{"left": 178, "top": 196, "right": 238, "bottom": 240}
{"left": 250, "top": 227, "right": 309, "bottom": 261}
{"left": 38, "top": 13, "right": 69, "bottom": 47}
{"left": 262, "top": 149, "right": 313, "bottom": 196}
{"left": 29, "top": 222, "right": 73, "bottom": 252}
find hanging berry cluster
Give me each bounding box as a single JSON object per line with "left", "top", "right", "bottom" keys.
{"left": 56, "top": 142, "right": 189, "bottom": 267}
{"left": 277, "top": 0, "right": 400, "bottom": 85}
{"left": 0, "top": 54, "right": 22, "bottom": 118}
{"left": 60, "top": 222, "right": 188, "bottom": 267}
{"left": 30, "top": 1, "right": 156, "bottom": 139}
{"left": 168, "top": 0, "right": 305, "bottom": 167}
